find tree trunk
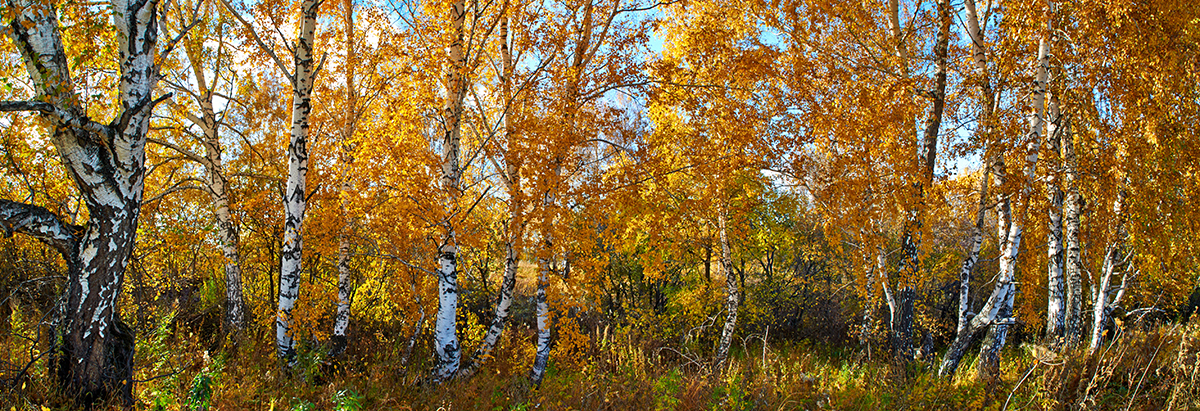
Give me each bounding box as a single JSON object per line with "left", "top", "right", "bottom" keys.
{"left": 461, "top": 4, "right": 523, "bottom": 378}
{"left": 1061, "top": 115, "right": 1084, "bottom": 346}
{"left": 530, "top": 249, "right": 553, "bottom": 385}
{"left": 714, "top": 203, "right": 738, "bottom": 367}
{"left": 1089, "top": 185, "right": 1131, "bottom": 354}
{"left": 0, "top": 0, "right": 160, "bottom": 404}
{"left": 940, "top": 31, "right": 1051, "bottom": 378}
{"left": 886, "top": 0, "right": 950, "bottom": 362}
{"left": 431, "top": 0, "right": 469, "bottom": 381}
{"left": 956, "top": 159, "right": 991, "bottom": 337}
{"left": 330, "top": 0, "right": 360, "bottom": 359}
{"left": 181, "top": 17, "right": 246, "bottom": 337}
{"left": 275, "top": 0, "right": 320, "bottom": 364}
{"left": 1045, "top": 94, "right": 1066, "bottom": 343}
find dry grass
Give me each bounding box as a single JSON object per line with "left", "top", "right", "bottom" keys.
{"left": 4, "top": 317, "right": 1200, "bottom": 410}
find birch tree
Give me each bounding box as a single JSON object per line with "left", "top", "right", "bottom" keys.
{"left": 220, "top": 0, "right": 323, "bottom": 363}
{"left": 939, "top": 26, "right": 1053, "bottom": 379}
{"left": 431, "top": 0, "right": 470, "bottom": 381}
{"left": 151, "top": 0, "right": 247, "bottom": 337}
{"left": 886, "top": 0, "right": 951, "bottom": 361}
{"left": 0, "top": 0, "right": 163, "bottom": 402}
{"left": 330, "top": 0, "right": 361, "bottom": 359}
{"left": 463, "top": 0, "right": 532, "bottom": 376}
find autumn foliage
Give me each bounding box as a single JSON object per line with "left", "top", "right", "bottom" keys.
{"left": 1, "top": 0, "right": 1199, "bottom": 409}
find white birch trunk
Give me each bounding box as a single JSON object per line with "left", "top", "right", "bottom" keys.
{"left": 714, "top": 203, "right": 738, "bottom": 367}
{"left": 1061, "top": 115, "right": 1084, "bottom": 346}
{"left": 1089, "top": 186, "right": 1131, "bottom": 354}
{"left": 530, "top": 250, "right": 553, "bottom": 385}
{"left": 956, "top": 160, "right": 991, "bottom": 336}
{"left": 276, "top": 0, "right": 320, "bottom": 364}
{"left": 1045, "top": 94, "right": 1066, "bottom": 342}
{"left": 0, "top": 0, "right": 160, "bottom": 402}
{"left": 330, "top": 0, "right": 359, "bottom": 358}
{"left": 431, "top": 0, "right": 469, "bottom": 381}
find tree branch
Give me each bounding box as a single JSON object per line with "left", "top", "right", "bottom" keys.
{"left": 0, "top": 199, "right": 81, "bottom": 257}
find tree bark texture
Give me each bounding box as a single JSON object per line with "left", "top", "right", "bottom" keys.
{"left": 276, "top": 0, "right": 320, "bottom": 364}
{"left": 1061, "top": 115, "right": 1084, "bottom": 346}
{"left": 462, "top": 5, "right": 522, "bottom": 378}
{"left": 432, "top": 0, "right": 469, "bottom": 381}
{"left": 0, "top": 0, "right": 161, "bottom": 403}
{"left": 714, "top": 204, "right": 738, "bottom": 367}
{"left": 1045, "top": 94, "right": 1066, "bottom": 342}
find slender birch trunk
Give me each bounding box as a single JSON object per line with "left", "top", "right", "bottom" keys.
{"left": 1045, "top": 94, "right": 1067, "bottom": 343}
{"left": 274, "top": 0, "right": 320, "bottom": 364}
{"left": 464, "top": 6, "right": 523, "bottom": 376}
{"left": 939, "top": 32, "right": 1051, "bottom": 378}
{"left": 713, "top": 203, "right": 739, "bottom": 367}
{"left": 175, "top": 17, "right": 246, "bottom": 335}
{"left": 0, "top": 0, "right": 160, "bottom": 403}
{"left": 956, "top": 0, "right": 996, "bottom": 340}
{"left": 330, "top": 0, "right": 359, "bottom": 359}
{"left": 529, "top": 0, "right": 598, "bottom": 381}
{"left": 1089, "top": 185, "right": 1131, "bottom": 354}
{"left": 956, "top": 159, "right": 991, "bottom": 336}
{"left": 432, "top": 0, "right": 469, "bottom": 381}
{"left": 1061, "top": 115, "right": 1084, "bottom": 346}
{"left": 530, "top": 243, "right": 553, "bottom": 385}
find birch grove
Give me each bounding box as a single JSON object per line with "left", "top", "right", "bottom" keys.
{"left": 0, "top": 0, "right": 1198, "bottom": 405}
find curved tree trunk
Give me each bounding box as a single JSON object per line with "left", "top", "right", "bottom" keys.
{"left": 530, "top": 247, "right": 553, "bottom": 385}
{"left": 0, "top": 0, "right": 160, "bottom": 404}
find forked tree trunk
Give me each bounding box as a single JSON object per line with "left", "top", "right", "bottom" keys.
{"left": 940, "top": 31, "right": 1052, "bottom": 378}
{"left": 0, "top": 0, "right": 161, "bottom": 404}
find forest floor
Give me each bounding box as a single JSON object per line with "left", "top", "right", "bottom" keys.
{"left": 5, "top": 318, "right": 1199, "bottom": 410}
